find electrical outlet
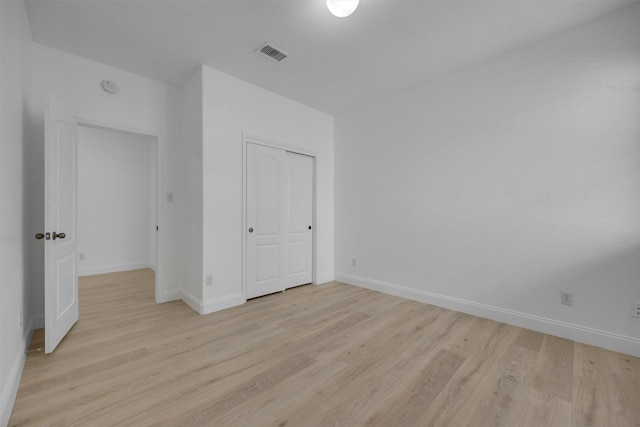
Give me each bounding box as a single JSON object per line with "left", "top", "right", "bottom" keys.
{"left": 631, "top": 302, "right": 640, "bottom": 318}
{"left": 206, "top": 275, "right": 213, "bottom": 287}
{"left": 561, "top": 291, "right": 573, "bottom": 306}
{"left": 352, "top": 259, "right": 357, "bottom": 267}
{"left": 79, "top": 252, "right": 85, "bottom": 261}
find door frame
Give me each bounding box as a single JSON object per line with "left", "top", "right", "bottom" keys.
{"left": 75, "top": 116, "right": 162, "bottom": 303}
{"left": 241, "top": 133, "right": 317, "bottom": 300}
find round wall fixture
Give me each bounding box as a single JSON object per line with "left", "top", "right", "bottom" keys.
{"left": 101, "top": 80, "right": 119, "bottom": 94}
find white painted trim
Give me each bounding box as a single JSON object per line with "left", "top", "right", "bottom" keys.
{"left": 180, "top": 290, "right": 244, "bottom": 315}
{"left": 0, "top": 320, "right": 34, "bottom": 426}
{"left": 202, "top": 293, "right": 245, "bottom": 315}
{"left": 78, "top": 263, "right": 155, "bottom": 277}
{"left": 243, "top": 133, "right": 317, "bottom": 158}
{"left": 241, "top": 134, "right": 247, "bottom": 301}
{"left": 181, "top": 289, "right": 202, "bottom": 314}
{"left": 32, "top": 313, "right": 44, "bottom": 329}
{"left": 314, "top": 272, "right": 335, "bottom": 285}
{"left": 75, "top": 116, "right": 158, "bottom": 139}
{"left": 310, "top": 152, "right": 319, "bottom": 286}
{"left": 336, "top": 272, "right": 640, "bottom": 358}
{"left": 75, "top": 119, "right": 164, "bottom": 306}
{"left": 242, "top": 133, "right": 318, "bottom": 301}
{"left": 157, "top": 288, "right": 182, "bottom": 304}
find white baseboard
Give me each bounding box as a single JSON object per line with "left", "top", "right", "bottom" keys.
{"left": 0, "top": 319, "right": 34, "bottom": 427}
{"left": 32, "top": 313, "right": 44, "bottom": 329}
{"left": 180, "top": 289, "right": 202, "bottom": 314}
{"left": 335, "top": 272, "right": 640, "bottom": 358}
{"left": 202, "top": 293, "right": 245, "bottom": 315}
{"left": 78, "top": 262, "right": 154, "bottom": 276}
{"left": 315, "top": 271, "right": 335, "bottom": 285}
{"left": 180, "top": 290, "right": 245, "bottom": 315}
{"left": 156, "top": 288, "right": 181, "bottom": 304}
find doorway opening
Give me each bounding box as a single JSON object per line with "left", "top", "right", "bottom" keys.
{"left": 76, "top": 124, "right": 158, "bottom": 301}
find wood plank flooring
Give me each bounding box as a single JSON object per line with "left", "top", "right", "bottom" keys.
{"left": 9, "top": 269, "right": 640, "bottom": 426}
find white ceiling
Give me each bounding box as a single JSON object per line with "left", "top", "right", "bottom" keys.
{"left": 25, "top": 0, "right": 637, "bottom": 114}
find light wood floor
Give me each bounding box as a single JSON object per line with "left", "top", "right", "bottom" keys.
{"left": 9, "top": 269, "right": 640, "bottom": 426}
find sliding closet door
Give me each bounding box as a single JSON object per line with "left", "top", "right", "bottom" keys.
{"left": 287, "top": 152, "right": 313, "bottom": 287}
{"left": 246, "top": 143, "right": 314, "bottom": 299}
{"left": 246, "top": 143, "right": 288, "bottom": 299}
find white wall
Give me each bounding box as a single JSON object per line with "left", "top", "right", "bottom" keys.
{"left": 0, "top": 1, "right": 32, "bottom": 424}
{"left": 196, "top": 65, "right": 334, "bottom": 314}
{"left": 179, "top": 67, "right": 203, "bottom": 305}
{"left": 335, "top": 3, "right": 640, "bottom": 356}
{"left": 30, "top": 44, "right": 186, "bottom": 318}
{"left": 77, "top": 126, "right": 156, "bottom": 276}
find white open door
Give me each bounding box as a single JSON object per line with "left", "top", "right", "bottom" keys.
{"left": 44, "top": 97, "right": 79, "bottom": 353}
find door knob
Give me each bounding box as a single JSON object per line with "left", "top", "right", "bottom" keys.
{"left": 52, "top": 232, "right": 66, "bottom": 240}
{"left": 248, "top": 227, "right": 254, "bottom": 233}
{"left": 35, "top": 233, "right": 45, "bottom": 240}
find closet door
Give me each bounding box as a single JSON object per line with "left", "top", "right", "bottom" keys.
{"left": 246, "top": 143, "right": 314, "bottom": 299}
{"left": 246, "top": 143, "right": 288, "bottom": 299}
{"left": 287, "top": 152, "right": 313, "bottom": 287}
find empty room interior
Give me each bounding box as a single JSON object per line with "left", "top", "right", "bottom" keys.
{"left": 1, "top": 0, "right": 640, "bottom": 425}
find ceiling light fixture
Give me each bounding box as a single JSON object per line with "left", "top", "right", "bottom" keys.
{"left": 326, "top": 0, "right": 359, "bottom": 18}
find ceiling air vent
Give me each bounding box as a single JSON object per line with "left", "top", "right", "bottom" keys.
{"left": 256, "top": 42, "right": 288, "bottom": 62}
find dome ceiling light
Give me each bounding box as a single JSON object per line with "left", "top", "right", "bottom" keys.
{"left": 326, "top": 0, "right": 359, "bottom": 18}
